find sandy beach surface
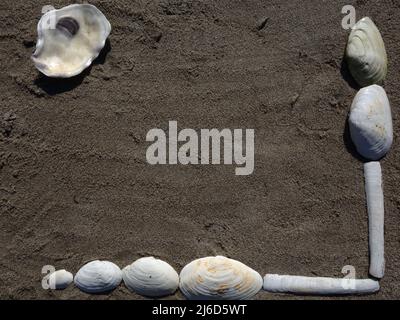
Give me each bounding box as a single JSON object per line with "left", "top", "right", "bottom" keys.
{"left": 1, "top": 0, "right": 400, "bottom": 299}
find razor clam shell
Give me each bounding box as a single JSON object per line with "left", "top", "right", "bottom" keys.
{"left": 74, "top": 260, "right": 122, "bottom": 294}
{"left": 264, "top": 274, "right": 380, "bottom": 295}
{"left": 179, "top": 256, "right": 263, "bottom": 300}
{"left": 49, "top": 269, "right": 73, "bottom": 290}
{"left": 346, "top": 17, "right": 387, "bottom": 87}
{"left": 349, "top": 85, "right": 393, "bottom": 160}
{"left": 122, "top": 257, "right": 179, "bottom": 297}
{"left": 32, "top": 4, "right": 111, "bottom": 78}
{"left": 364, "top": 162, "right": 385, "bottom": 279}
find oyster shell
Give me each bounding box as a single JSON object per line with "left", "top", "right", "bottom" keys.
{"left": 32, "top": 4, "right": 111, "bottom": 78}
{"left": 179, "top": 256, "right": 263, "bottom": 300}
{"left": 349, "top": 85, "right": 393, "bottom": 160}
{"left": 74, "top": 260, "right": 122, "bottom": 294}
{"left": 346, "top": 17, "right": 387, "bottom": 87}
{"left": 122, "top": 257, "right": 179, "bottom": 297}
{"left": 49, "top": 269, "right": 73, "bottom": 290}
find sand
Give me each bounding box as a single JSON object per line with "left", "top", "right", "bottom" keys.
{"left": 0, "top": 0, "right": 400, "bottom": 300}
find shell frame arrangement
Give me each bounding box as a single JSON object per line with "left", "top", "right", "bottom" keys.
{"left": 30, "top": 7, "right": 395, "bottom": 298}
{"left": 32, "top": 4, "right": 111, "bottom": 78}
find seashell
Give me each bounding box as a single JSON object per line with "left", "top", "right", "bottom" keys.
{"left": 49, "top": 269, "right": 73, "bottom": 290}
{"left": 122, "top": 257, "right": 179, "bottom": 297}
{"left": 364, "top": 162, "right": 385, "bottom": 279}
{"left": 346, "top": 17, "right": 387, "bottom": 87}
{"left": 179, "top": 256, "right": 263, "bottom": 300}
{"left": 74, "top": 260, "right": 122, "bottom": 293}
{"left": 264, "top": 274, "right": 380, "bottom": 295}
{"left": 349, "top": 85, "right": 393, "bottom": 160}
{"left": 32, "top": 4, "right": 111, "bottom": 78}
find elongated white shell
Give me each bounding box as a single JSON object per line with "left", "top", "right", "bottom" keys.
{"left": 349, "top": 85, "right": 393, "bottom": 160}
{"left": 49, "top": 269, "right": 73, "bottom": 290}
{"left": 74, "top": 260, "right": 122, "bottom": 293}
{"left": 364, "top": 162, "right": 385, "bottom": 279}
{"left": 264, "top": 274, "right": 380, "bottom": 295}
{"left": 122, "top": 257, "right": 179, "bottom": 297}
{"left": 179, "top": 256, "right": 263, "bottom": 300}
{"left": 32, "top": 4, "right": 111, "bottom": 78}
{"left": 346, "top": 17, "right": 387, "bottom": 87}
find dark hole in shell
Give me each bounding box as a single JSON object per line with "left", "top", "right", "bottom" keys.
{"left": 56, "top": 17, "right": 80, "bottom": 36}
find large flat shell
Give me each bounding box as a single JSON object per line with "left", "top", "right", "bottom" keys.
{"left": 349, "top": 85, "right": 393, "bottom": 160}
{"left": 346, "top": 17, "right": 387, "bottom": 87}
{"left": 74, "top": 260, "right": 122, "bottom": 294}
{"left": 122, "top": 257, "right": 179, "bottom": 297}
{"left": 179, "top": 256, "right": 263, "bottom": 300}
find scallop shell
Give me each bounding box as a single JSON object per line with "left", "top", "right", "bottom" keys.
{"left": 349, "top": 85, "right": 393, "bottom": 160}
{"left": 74, "top": 260, "right": 122, "bottom": 293}
{"left": 346, "top": 17, "right": 387, "bottom": 87}
{"left": 32, "top": 4, "right": 111, "bottom": 78}
{"left": 49, "top": 269, "right": 73, "bottom": 290}
{"left": 179, "top": 256, "right": 263, "bottom": 300}
{"left": 122, "top": 257, "right": 179, "bottom": 297}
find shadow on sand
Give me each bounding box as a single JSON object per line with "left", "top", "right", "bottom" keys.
{"left": 34, "top": 40, "right": 112, "bottom": 95}
{"left": 342, "top": 115, "right": 368, "bottom": 162}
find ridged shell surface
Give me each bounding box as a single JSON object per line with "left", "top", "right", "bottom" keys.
{"left": 179, "top": 256, "right": 263, "bottom": 300}
{"left": 122, "top": 257, "right": 179, "bottom": 297}
{"left": 74, "top": 260, "right": 122, "bottom": 293}
{"left": 349, "top": 85, "right": 393, "bottom": 160}
{"left": 32, "top": 4, "right": 111, "bottom": 78}
{"left": 49, "top": 269, "right": 73, "bottom": 290}
{"left": 346, "top": 17, "right": 387, "bottom": 87}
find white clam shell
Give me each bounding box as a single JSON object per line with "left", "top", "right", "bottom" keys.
{"left": 346, "top": 17, "right": 387, "bottom": 87}
{"left": 349, "top": 85, "right": 393, "bottom": 160}
{"left": 49, "top": 269, "right": 73, "bottom": 290}
{"left": 122, "top": 257, "right": 179, "bottom": 297}
{"left": 74, "top": 260, "right": 122, "bottom": 293}
{"left": 264, "top": 274, "right": 380, "bottom": 295}
{"left": 364, "top": 162, "right": 385, "bottom": 279}
{"left": 179, "top": 256, "right": 263, "bottom": 300}
{"left": 32, "top": 4, "right": 111, "bottom": 78}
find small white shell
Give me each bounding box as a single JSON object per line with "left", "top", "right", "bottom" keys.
{"left": 49, "top": 269, "right": 73, "bottom": 290}
{"left": 346, "top": 17, "right": 387, "bottom": 87}
{"left": 264, "top": 274, "right": 380, "bottom": 295}
{"left": 179, "top": 256, "right": 263, "bottom": 300}
{"left": 32, "top": 4, "right": 111, "bottom": 78}
{"left": 349, "top": 85, "right": 393, "bottom": 160}
{"left": 74, "top": 260, "right": 122, "bottom": 294}
{"left": 122, "top": 257, "right": 179, "bottom": 297}
{"left": 364, "top": 162, "right": 385, "bottom": 279}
